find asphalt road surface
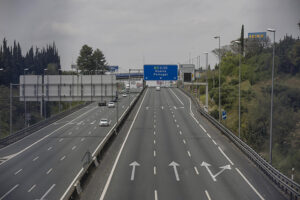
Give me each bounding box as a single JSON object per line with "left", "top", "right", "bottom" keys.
{"left": 0, "top": 92, "right": 139, "bottom": 200}
{"left": 94, "top": 87, "right": 285, "bottom": 200}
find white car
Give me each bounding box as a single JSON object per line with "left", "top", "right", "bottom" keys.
{"left": 107, "top": 102, "right": 115, "bottom": 108}
{"left": 122, "top": 93, "right": 127, "bottom": 97}
{"left": 99, "top": 118, "right": 110, "bottom": 127}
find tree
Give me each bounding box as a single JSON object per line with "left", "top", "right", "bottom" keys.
{"left": 77, "top": 45, "right": 94, "bottom": 72}
{"left": 93, "top": 48, "right": 108, "bottom": 73}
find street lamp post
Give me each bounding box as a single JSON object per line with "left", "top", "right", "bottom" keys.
{"left": 214, "top": 36, "right": 221, "bottom": 122}
{"left": 0, "top": 68, "right": 3, "bottom": 136}
{"left": 43, "top": 69, "right": 48, "bottom": 119}
{"left": 234, "top": 40, "right": 242, "bottom": 139}
{"left": 267, "top": 28, "right": 276, "bottom": 165}
{"left": 204, "top": 52, "right": 209, "bottom": 109}
{"left": 24, "top": 68, "right": 28, "bottom": 128}
{"left": 58, "top": 69, "right": 62, "bottom": 113}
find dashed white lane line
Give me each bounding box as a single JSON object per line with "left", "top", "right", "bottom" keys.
{"left": 60, "top": 156, "right": 66, "bottom": 161}
{"left": 88, "top": 131, "right": 91, "bottom": 135}
{"left": 194, "top": 166, "right": 199, "bottom": 175}
{"left": 207, "top": 133, "right": 211, "bottom": 138}
{"left": 187, "top": 151, "right": 191, "bottom": 157}
{"left": 68, "top": 132, "right": 72, "bottom": 135}
{"left": 154, "top": 190, "right": 158, "bottom": 200}
{"left": 154, "top": 166, "right": 157, "bottom": 175}
{"left": 47, "top": 147, "right": 52, "bottom": 151}
{"left": 154, "top": 125, "right": 156, "bottom": 128}
{"left": 176, "top": 124, "right": 179, "bottom": 128}
{"left": 154, "top": 140, "right": 156, "bottom": 145}
{"left": 0, "top": 184, "right": 19, "bottom": 200}
{"left": 183, "top": 139, "right": 186, "bottom": 144}
{"left": 235, "top": 168, "right": 265, "bottom": 200}
{"left": 179, "top": 131, "right": 182, "bottom": 135}
{"left": 75, "top": 127, "right": 79, "bottom": 130}
{"left": 205, "top": 190, "right": 212, "bottom": 200}
{"left": 218, "top": 146, "right": 234, "bottom": 165}
{"left": 40, "top": 184, "right": 55, "bottom": 200}
{"left": 33, "top": 156, "right": 39, "bottom": 161}
{"left": 81, "top": 138, "right": 85, "bottom": 142}
{"left": 174, "top": 119, "right": 177, "bottom": 122}
{"left": 212, "top": 139, "right": 217, "bottom": 145}
{"left": 46, "top": 168, "right": 53, "bottom": 174}
{"left": 27, "top": 184, "right": 36, "bottom": 193}
{"left": 59, "top": 138, "right": 64, "bottom": 142}
{"left": 94, "top": 126, "right": 97, "bottom": 130}
{"left": 154, "top": 150, "right": 156, "bottom": 157}
{"left": 14, "top": 169, "right": 22, "bottom": 175}
{"left": 72, "top": 146, "right": 76, "bottom": 150}
{"left": 154, "top": 131, "right": 156, "bottom": 135}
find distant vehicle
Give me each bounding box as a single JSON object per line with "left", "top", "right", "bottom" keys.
{"left": 112, "top": 96, "right": 118, "bottom": 102}
{"left": 125, "top": 84, "right": 130, "bottom": 89}
{"left": 156, "top": 86, "right": 160, "bottom": 91}
{"left": 122, "top": 93, "right": 127, "bottom": 97}
{"left": 98, "top": 100, "right": 106, "bottom": 106}
{"left": 99, "top": 118, "right": 110, "bottom": 126}
{"left": 107, "top": 102, "right": 115, "bottom": 108}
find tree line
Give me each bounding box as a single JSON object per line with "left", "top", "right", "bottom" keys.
{"left": 0, "top": 38, "right": 61, "bottom": 85}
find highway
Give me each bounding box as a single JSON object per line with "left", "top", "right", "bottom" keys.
{"left": 94, "top": 87, "right": 286, "bottom": 200}
{"left": 0, "top": 92, "right": 139, "bottom": 200}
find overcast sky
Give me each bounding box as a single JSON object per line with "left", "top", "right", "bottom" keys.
{"left": 0, "top": 0, "right": 299, "bottom": 72}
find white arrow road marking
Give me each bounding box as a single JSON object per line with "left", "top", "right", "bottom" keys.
{"left": 90, "top": 120, "right": 96, "bottom": 125}
{"left": 129, "top": 161, "right": 140, "bottom": 181}
{"left": 201, "top": 161, "right": 231, "bottom": 182}
{"left": 169, "top": 161, "right": 180, "bottom": 181}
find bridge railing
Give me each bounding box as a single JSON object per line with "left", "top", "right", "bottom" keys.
{"left": 179, "top": 87, "right": 300, "bottom": 200}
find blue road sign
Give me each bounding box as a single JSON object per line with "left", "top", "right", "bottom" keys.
{"left": 108, "top": 66, "right": 119, "bottom": 72}
{"left": 144, "top": 65, "right": 178, "bottom": 81}
{"left": 222, "top": 110, "right": 227, "bottom": 120}
{"left": 248, "top": 32, "right": 266, "bottom": 39}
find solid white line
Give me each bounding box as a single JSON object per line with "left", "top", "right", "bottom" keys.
{"left": 169, "top": 88, "right": 184, "bottom": 105}
{"left": 207, "top": 133, "right": 211, "bottom": 138}
{"left": 40, "top": 184, "right": 55, "bottom": 200}
{"left": 47, "top": 147, "right": 52, "bottom": 151}
{"left": 154, "top": 150, "right": 156, "bottom": 157}
{"left": 199, "top": 124, "right": 207, "bottom": 132}
{"left": 60, "top": 156, "right": 66, "bottom": 161}
{"left": 99, "top": 89, "right": 148, "bottom": 200}
{"left": 72, "top": 146, "right": 76, "bottom": 150}
{"left": 33, "top": 156, "right": 39, "bottom": 161}
{"left": 154, "top": 166, "right": 157, "bottom": 175}
{"left": 59, "top": 138, "right": 63, "bottom": 142}
{"left": 154, "top": 190, "right": 158, "bottom": 200}
{"left": 0, "top": 106, "right": 98, "bottom": 166}
{"left": 194, "top": 166, "right": 199, "bottom": 175}
{"left": 212, "top": 139, "right": 217, "bottom": 145}
{"left": 46, "top": 168, "right": 52, "bottom": 174}
{"left": 183, "top": 139, "right": 186, "bottom": 144}
{"left": 187, "top": 151, "right": 191, "bottom": 157}
{"left": 27, "top": 184, "right": 36, "bottom": 193}
{"left": 205, "top": 190, "right": 211, "bottom": 200}
{"left": 235, "top": 168, "right": 265, "bottom": 200}
{"left": 218, "top": 146, "right": 234, "bottom": 165}
{"left": 14, "top": 169, "right": 22, "bottom": 175}
{"left": 0, "top": 184, "right": 19, "bottom": 200}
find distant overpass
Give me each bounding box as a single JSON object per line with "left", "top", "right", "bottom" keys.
{"left": 116, "top": 73, "right": 144, "bottom": 80}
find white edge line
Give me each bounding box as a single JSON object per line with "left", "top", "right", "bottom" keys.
{"left": 218, "top": 146, "right": 234, "bottom": 165}
{"left": 235, "top": 168, "right": 265, "bottom": 200}
{"left": 0, "top": 184, "right": 19, "bottom": 200}
{"left": 205, "top": 190, "right": 211, "bottom": 200}
{"left": 60, "top": 168, "right": 84, "bottom": 200}
{"left": 169, "top": 88, "right": 184, "bottom": 105}
{"left": 99, "top": 89, "right": 148, "bottom": 200}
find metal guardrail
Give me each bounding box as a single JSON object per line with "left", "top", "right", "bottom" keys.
{"left": 60, "top": 87, "right": 146, "bottom": 200}
{"left": 179, "top": 87, "right": 300, "bottom": 200}
{"left": 0, "top": 102, "right": 90, "bottom": 148}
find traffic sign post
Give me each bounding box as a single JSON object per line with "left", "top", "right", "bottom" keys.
{"left": 222, "top": 110, "right": 227, "bottom": 120}
{"left": 144, "top": 65, "right": 178, "bottom": 81}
